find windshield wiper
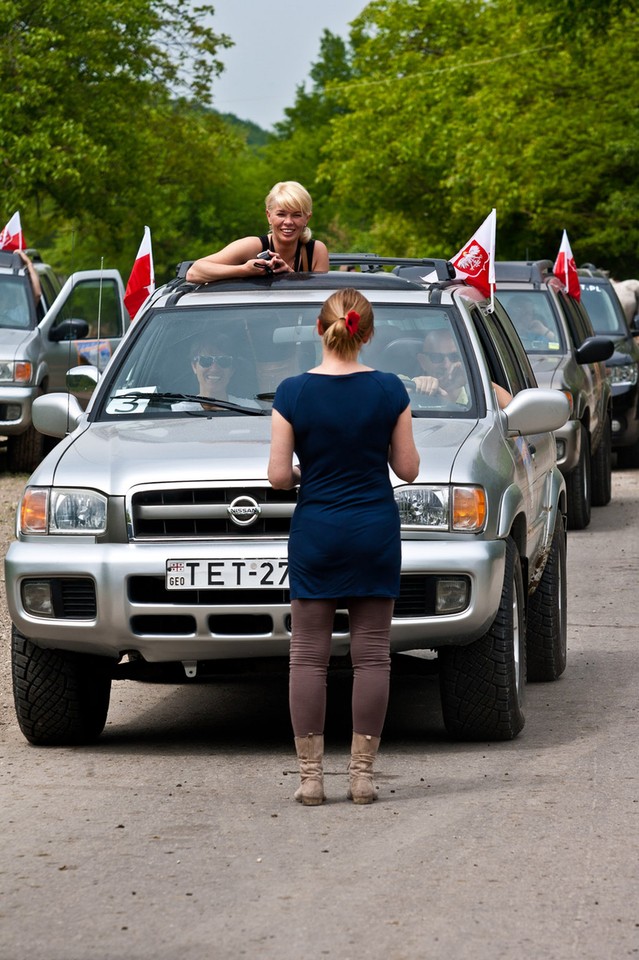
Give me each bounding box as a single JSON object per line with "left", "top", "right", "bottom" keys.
{"left": 110, "top": 391, "right": 267, "bottom": 416}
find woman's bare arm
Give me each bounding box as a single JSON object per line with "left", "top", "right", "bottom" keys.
{"left": 268, "top": 410, "right": 300, "bottom": 489}
{"left": 388, "top": 405, "right": 420, "bottom": 482}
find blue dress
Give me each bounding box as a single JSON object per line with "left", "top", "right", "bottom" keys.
{"left": 273, "top": 370, "right": 409, "bottom": 600}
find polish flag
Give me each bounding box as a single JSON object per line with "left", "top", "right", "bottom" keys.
{"left": 124, "top": 226, "right": 155, "bottom": 319}
{"left": 553, "top": 229, "right": 580, "bottom": 301}
{"left": 422, "top": 209, "right": 496, "bottom": 300}
{"left": 0, "top": 211, "right": 25, "bottom": 251}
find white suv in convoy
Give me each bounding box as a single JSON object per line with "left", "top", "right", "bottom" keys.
{"left": 6, "top": 257, "right": 569, "bottom": 746}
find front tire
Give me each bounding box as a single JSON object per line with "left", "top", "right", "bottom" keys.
{"left": 438, "top": 537, "right": 526, "bottom": 741}
{"left": 7, "top": 424, "right": 44, "bottom": 473}
{"left": 12, "top": 627, "right": 112, "bottom": 745}
{"left": 566, "top": 423, "right": 591, "bottom": 530}
{"left": 526, "top": 514, "right": 567, "bottom": 681}
{"left": 591, "top": 415, "right": 612, "bottom": 507}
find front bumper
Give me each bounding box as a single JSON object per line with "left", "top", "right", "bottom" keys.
{"left": 5, "top": 537, "right": 507, "bottom": 662}
{"left": 554, "top": 418, "right": 581, "bottom": 475}
{"left": 0, "top": 385, "right": 38, "bottom": 436}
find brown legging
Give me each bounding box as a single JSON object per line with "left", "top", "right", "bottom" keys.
{"left": 289, "top": 597, "right": 394, "bottom": 738}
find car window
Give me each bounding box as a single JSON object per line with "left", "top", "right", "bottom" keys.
{"left": 471, "top": 304, "right": 531, "bottom": 398}
{"left": 496, "top": 290, "right": 563, "bottom": 353}
{"left": 560, "top": 292, "right": 592, "bottom": 347}
{"left": 53, "top": 278, "right": 123, "bottom": 339}
{"left": 0, "top": 275, "right": 32, "bottom": 329}
{"left": 96, "top": 302, "right": 480, "bottom": 420}
{"left": 579, "top": 282, "right": 626, "bottom": 335}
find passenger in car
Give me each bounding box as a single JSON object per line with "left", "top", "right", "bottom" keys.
{"left": 268, "top": 287, "right": 420, "bottom": 807}
{"left": 172, "top": 334, "right": 259, "bottom": 410}
{"left": 185, "top": 181, "right": 329, "bottom": 283}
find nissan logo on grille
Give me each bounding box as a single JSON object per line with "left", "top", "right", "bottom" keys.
{"left": 227, "top": 496, "right": 261, "bottom": 527}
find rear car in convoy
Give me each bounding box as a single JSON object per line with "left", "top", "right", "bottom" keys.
{"left": 494, "top": 260, "right": 613, "bottom": 529}
{"left": 578, "top": 264, "right": 639, "bottom": 468}
{"left": 0, "top": 249, "right": 128, "bottom": 471}
{"left": 6, "top": 258, "right": 569, "bottom": 746}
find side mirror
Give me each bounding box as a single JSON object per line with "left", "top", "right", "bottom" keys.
{"left": 575, "top": 335, "right": 614, "bottom": 365}
{"left": 629, "top": 313, "right": 639, "bottom": 336}
{"left": 66, "top": 364, "right": 99, "bottom": 403}
{"left": 49, "top": 318, "right": 90, "bottom": 342}
{"left": 32, "top": 393, "right": 85, "bottom": 438}
{"left": 505, "top": 388, "right": 570, "bottom": 436}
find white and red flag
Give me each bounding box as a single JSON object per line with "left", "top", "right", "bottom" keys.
{"left": 124, "top": 225, "right": 155, "bottom": 320}
{"left": 553, "top": 229, "right": 580, "bottom": 300}
{"left": 422, "top": 209, "right": 496, "bottom": 301}
{"left": 0, "top": 211, "right": 25, "bottom": 251}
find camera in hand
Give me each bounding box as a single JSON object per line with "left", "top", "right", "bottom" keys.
{"left": 256, "top": 250, "right": 274, "bottom": 275}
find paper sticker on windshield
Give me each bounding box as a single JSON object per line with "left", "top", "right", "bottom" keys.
{"left": 105, "top": 387, "right": 156, "bottom": 415}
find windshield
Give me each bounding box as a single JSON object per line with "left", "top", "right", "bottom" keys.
{"left": 579, "top": 282, "right": 626, "bottom": 335}
{"left": 0, "top": 276, "right": 32, "bottom": 329}
{"left": 97, "top": 303, "right": 479, "bottom": 420}
{"left": 497, "top": 290, "right": 564, "bottom": 353}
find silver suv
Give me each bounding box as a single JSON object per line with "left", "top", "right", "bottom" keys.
{"left": 6, "top": 259, "right": 569, "bottom": 746}
{"left": 0, "top": 249, "right": 128, "bottom": 471}
{"left": 494, "top": 260, "right": 614, "bottom": 530}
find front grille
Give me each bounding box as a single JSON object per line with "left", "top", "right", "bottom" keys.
{"left": 129, "top": 484, "right": 297, "bottom": 540}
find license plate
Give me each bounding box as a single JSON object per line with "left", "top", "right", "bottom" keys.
{"left": 165, "top": 558, "right": 289, "bottom": 590}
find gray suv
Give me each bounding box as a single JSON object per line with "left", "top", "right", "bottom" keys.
{"left": 0, "top": 249, "right": 128, "bottom": 472}
{"left": 6, "top": 258, "right": 569, "bottom": 746}
{"left": 495, "top": 260, "right": 614, "bottom": 530}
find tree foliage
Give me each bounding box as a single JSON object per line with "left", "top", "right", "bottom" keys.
{"left": 2, "top": 0, "right": 639, "bottom": 281}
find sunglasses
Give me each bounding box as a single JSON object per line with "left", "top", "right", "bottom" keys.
{"left": 194, "top": 354, "right": 233, "bottom": 369}
{"left": 429, "top": 351, "right": 460, "bottom": 364}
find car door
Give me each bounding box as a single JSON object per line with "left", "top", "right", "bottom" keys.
{"left": 38, "top": 269, "right": 129, "bottom": 391}
{"left": 472, "top": 303, "right": 556, "bottom": 560}
{"left": 558, "top": 289, "right": 609, "bottom": 447}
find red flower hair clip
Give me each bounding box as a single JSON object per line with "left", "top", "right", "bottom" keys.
{"left": 344, "top": 310, "right": 361, "bottom": 337}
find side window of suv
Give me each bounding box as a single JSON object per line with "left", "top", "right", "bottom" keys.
{"left": 53, "top": 278, "right": 124, "bottom": 339}
{"left": 471, "top": 305, "right": 530, "bottom": 396}
{"left": 558, "top": 290, "right": 591, "bottom": 347}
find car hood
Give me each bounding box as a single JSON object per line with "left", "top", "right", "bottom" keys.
{"left": 41, "top": 415, "right": 477, "bottom": 493}
{"left": 0, "top": 327, "right": 34, "bottom": 355}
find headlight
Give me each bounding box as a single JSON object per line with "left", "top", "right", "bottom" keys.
{"left": 607, "top": 363, "right": 638, "bottom": 386}
{"left": 0, "top": 360, "right": 33, "bottom": 383}
{"left": 19, "top": 487, "right": 108, "bottom": 535}
{"left": 395, "top": 485, "right": 487, "bottom": 532}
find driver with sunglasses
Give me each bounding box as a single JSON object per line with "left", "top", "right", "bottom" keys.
{"left": 412, "top": 329, "right": 470, "bottom": 404}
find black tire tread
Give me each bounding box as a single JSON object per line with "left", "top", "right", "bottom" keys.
{"left": 11, "top": 627, "right": 112, "bottom": 745}
{"left": 6, "top": 424, "right": 44, "bottom": 473}
{"left": 527, "top": 516, "right": 567, "bottom": 681}
{"left": 591, "top": 415, "right": 612, "bottom": 507}
{"left": 438, "top": 538, "right": 526, "bottom": 742}
{"left": 566, "top": 423, "right": 591, "bottom": 530}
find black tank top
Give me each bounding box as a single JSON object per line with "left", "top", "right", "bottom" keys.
{"left": 259, "top": 234, "right": 316, "bottom": 272}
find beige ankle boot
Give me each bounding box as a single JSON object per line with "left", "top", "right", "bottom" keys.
{"left": 347, "top": 733, "right": 380, "bottom": 804}
{"left": 293, "top": 734, "right": 325, "bottom": 805}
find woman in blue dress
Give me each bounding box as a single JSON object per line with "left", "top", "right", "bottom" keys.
{"left": 269, "top": 288, "right": 420, "bottom": 805}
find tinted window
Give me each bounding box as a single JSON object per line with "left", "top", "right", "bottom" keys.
{"left": 54, "top": 279, "right": 123, "bottom": 339}
{"left": 0, "top": 276, "right": 32, "bottom": 329}
{"left": 496, "top": 290, "right": 563, "bottom": 354}
{"left": 579, "top": 282, "right": 626, "bottom": 335}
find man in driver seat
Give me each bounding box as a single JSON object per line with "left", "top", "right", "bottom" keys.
{"left": 412, "top": 329, "right": 469, "bottom": 403}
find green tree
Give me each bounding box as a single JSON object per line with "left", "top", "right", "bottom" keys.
{"left": 0, "top": 0, "right": 257, "bottom": 278}
{"left": 316, "top": 0, "right": 639, "bottom": 274}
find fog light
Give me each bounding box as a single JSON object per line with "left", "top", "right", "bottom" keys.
{"left": 555, "top": 438, "right": 566, "bottom": 459}
{"left": 611, "top": 418, "right": 622, "bottom": 435}
{"left": 6, "top": 404, "right": 21, "bottom": 420}
{"left": 22, "top": 580, "right": 55, "bottom": 617}
{"left": 436, "top": 578, "right": 469, "bottom": 614}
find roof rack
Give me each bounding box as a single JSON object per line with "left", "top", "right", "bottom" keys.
{"left": 493, "top": 260, "right": 554, "bottom": 284}
{"left": 329, "top": 253, "right": 455, "bottom": 281}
